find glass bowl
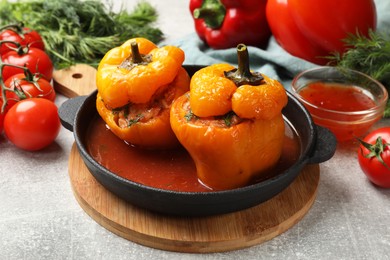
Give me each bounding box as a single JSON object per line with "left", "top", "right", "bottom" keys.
{"left": 291, "top": 66, "right": 388, "bottom": 142}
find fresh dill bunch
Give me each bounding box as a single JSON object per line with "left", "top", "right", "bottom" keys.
{"left": 329, "top": 30, "right": 390, "bottom": 117}
{"left": 0, "top": 0, "right": 164, "bottom": 69}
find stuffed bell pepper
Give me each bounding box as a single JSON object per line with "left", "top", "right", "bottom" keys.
{"left": 96, "top": 37, "right": 190, "bottom": 149}
{"left": 170, "top": 44, "right": 288, "bottom": 190}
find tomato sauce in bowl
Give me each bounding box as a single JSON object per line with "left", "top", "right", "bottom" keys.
{"left": 86, "top": 116, "right": 301, "bottom": 192}
{"left": 292, "top": 67, "right": 388, "bottom": 142}
{"left": 299, "top": 82, "right": 376, "bottom": 112}
{"left": 299, "top": 82, "right": 381, "bottom": 141}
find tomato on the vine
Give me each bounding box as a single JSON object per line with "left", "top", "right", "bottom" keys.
{"left": 4, "top": 98, "right": 60, "bottom": 151}
{"left": 0, "top": 109, "right": 4, "bottom": 134}
{"left": 358, "top": 127, "right": 390, "bottom": 188}
{"left": 0, "top": 27, "right": 44, "bottom": 54}
{"left": 4, "top": 73, "right": 56, "bottom": 102}
{"left": 1, "top": 46, "right": 53, "bottom": 81}
{"left": 0, "top": 90, "right": 18, "bottom": 113}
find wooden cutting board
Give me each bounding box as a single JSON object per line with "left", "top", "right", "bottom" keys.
{"left": 53, "top": 64, "right": 320, "bottom": 253}
{"left": 53, "top": 63, "right": 97, "bottom": 97}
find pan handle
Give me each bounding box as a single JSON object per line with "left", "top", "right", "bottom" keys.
{"left": 307, "top": 125, "right": 337, "bottom": 164}
{"left": 58, "top": 96, "right": 88, "bottom": 132}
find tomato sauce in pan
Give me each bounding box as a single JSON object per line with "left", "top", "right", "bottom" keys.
{"left": 86, "top": 116, "right": 301, "bottom": 192}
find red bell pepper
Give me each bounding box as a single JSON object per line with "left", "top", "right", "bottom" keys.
{"left": 266, "top": 0, "right": 377, "bottom": 65}
{"left": 189, "top": 0, "right": 270, "bottom": 50}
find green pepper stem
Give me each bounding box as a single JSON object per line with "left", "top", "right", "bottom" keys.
{"left": 224, "top": 44, "right": 264, "bottom": 87}
{"left": 130, "top": 41, "right": 144, "bottom": 64}
{"left": 236, "top": 44, "right": 252, "bottom": 79}
{"left": 193, "top": 0, "right": 226, "bottom": 29}
{"left": 119, "top": 41, "right": 152, "bottom": 71}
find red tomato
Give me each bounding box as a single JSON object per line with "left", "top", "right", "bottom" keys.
{"left": 4, "top": 98, "right": 61, "bottom": 151}
{"left": 4, "top": 73, "right": 56, "bottom": 102}
{"left": 0, "top": 94, "right": 16, "bottom": 135}
{"left": 0, "top": 27, "right": 44, "bottom": 54}
{"left": 0, "top": 88, "right": 19, "bottom": 113}
{"left": 266, "top": 0, "right": 377, "bottom": 64}
{"left": 1, "top": 47, "right": 53, "bottom": 81}
{"left": 0, "top": 109, "right": 4, "bottom": 134}
{"left": 358, "top": 127, "right": 390, "bottom": 188}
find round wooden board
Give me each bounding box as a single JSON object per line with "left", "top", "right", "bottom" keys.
{"left": 68, "top": 143, "right": 320, "bottom": 253}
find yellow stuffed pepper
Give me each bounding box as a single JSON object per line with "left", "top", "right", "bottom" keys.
{"left": 170, "top": 44, "right": 288, "bottom": 190}
{"left": 96, "top": 37, "right": 189, "bottom": 149}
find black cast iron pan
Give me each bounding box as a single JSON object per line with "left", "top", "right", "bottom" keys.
{"left": 59, "top": 65, "right": 336, "bottom": 217}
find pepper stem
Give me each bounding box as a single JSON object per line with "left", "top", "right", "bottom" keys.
{"left": 118, "top": 41, "right": 152, "bottom": 71}
{"left": 193, "top": 0, "right": 226, "bottom": 29}
{"left": 130, "top": 41, "right": 144, "bottom": 64}
{"left": 224, "top": 44, "right": 264, "bottom": 87}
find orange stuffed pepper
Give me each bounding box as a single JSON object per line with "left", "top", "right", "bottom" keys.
{"left": 96, "top": 38, "right": 190, "bottom": 149}
{"left": 170, "top": 44, "right": 288, "bottom": 190}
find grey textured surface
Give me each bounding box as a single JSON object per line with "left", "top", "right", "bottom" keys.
{"left": 1, "top": 0, "right": 390, "bottom": 259}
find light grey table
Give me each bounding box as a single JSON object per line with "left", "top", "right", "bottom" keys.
{"left": 1, "top": 1, "right": 389, "bottom": 259}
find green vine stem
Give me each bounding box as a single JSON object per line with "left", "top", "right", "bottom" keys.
{"left": 0, "top": 40, "right": 33, "bottom": 113}
{"left": 0, "top": 22, "right": 24, "bottom": 34}
{"left": 0, "top": 39, "right": 30, "bottom": 55}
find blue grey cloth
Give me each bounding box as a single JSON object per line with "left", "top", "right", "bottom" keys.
{"left": 165, "top": 0, "right": 390, "bottom": 91}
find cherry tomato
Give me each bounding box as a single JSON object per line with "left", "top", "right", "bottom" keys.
{"left": 1, "top": 47, "right": 53, "bottom": 81}
{"left": 3, "top": 73, "right": 56, "bottom": 102}
{"left": 0, "top": 109, "right": 4, "bottom": 134}
{"left": 4, "top": 98, "right": 61, "bottom": 151}
{"left": 358, "top": 127, "right": 390, "bottom": 188}
{"left": 0, "top": 87, "right": 19, "bottom": 113}
{"left": 0, "top": 27, "right": 44, "bottom": 54}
